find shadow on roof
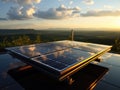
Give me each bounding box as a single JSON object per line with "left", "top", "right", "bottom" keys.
{"left": 8, "top": 63, "right": 108, "bottom": 90}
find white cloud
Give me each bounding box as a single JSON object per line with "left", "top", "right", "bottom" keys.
{"left": 7, "top": 6, "right": 36, "bottom": 20}
{"left": 56, "top": 5, "right": 80, "bottom": 11}
{"left": 58, "top": 0, "right": 63, "bottom": 2}
{"left": 34, "top": 0, "right": 41, "bottom": 3}
{"left": 104, "top": 5, "right": 113, "bottom": 9}
{"left": 34, "top": 5, "right": 81, "bottom": 19}
{"left": 1, "top": 0, "right": 41, "bottom": 5}
{"left": 81, "top": 10, "right": 120, "bottom": 17}
{"left": 56, "top": 4, "right": 67, "bottom": 11}
{"left": 69, "top": 1, "right": 73, "bottom": 5}
{"left": 83, "top": 0, "right": 94, "bottom": 5}
{"left": 74, "top": 6, "right": 81, "bottom": 11}
{"left": 1, "top": 0, "right": 41, "bottom": 20}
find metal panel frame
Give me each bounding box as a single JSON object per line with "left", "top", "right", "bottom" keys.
{"left": 6, "top": 40, "right": 112, "bottom": 81}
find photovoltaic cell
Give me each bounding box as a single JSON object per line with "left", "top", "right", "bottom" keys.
{"left": 34, "top": 56, "right": 67, "bottom": 70}
{"left": 55, "top": 40, "right": 110, "bottom": 53}
{"left": 46, "top": 48, "right": 91, "bottom": 65}
{"left": 6, "top": 40, "right": 112, "bottom": 78}
{"left": 32, "top": 48, "right": 93, "bottom": 71}
{"left": 8, "top": 42, "right": 68, "bottom": 58}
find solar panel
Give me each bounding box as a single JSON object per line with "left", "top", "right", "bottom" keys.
{"left": 55, "top": 40, "right": 110, "bottom": 53}
{"left": 7, "top": 42, "right": 68, "bottom": 58}
{"left": 6, "top": 40, "right": 112, "bottom": 81}
{"left": 32, "top": 48, "right": 92, "bottom": 71}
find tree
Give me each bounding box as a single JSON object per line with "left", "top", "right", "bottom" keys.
{"left": 34, "top": 34, "right": 41, "bottom": 43}
{"left": 112, "top": 38, "right": 120, "bottom": 53}
{"left": 12, "top": 35, "right": 31, "bottom": 46}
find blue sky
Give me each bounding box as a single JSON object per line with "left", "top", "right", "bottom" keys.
{"left": 0, "top": 0, "right": 120, "bottom": 30}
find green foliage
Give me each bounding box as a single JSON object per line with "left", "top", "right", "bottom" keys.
{"left": 12, "top": 35, "right": 31, "bottom": 46}
{"left": 112, "top": 38, "right": 120, "bottom": 53}
{"left": 0, "top": 37, "right": 12, "bottom": 48}
{"left": 34, "top": 35, "right": 41, "bottom": 43}
{"left": 0, "top": 35, "right": 41, "bottom": 49}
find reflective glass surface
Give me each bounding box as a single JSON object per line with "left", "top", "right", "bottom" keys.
{"left": 33, "top": 48, "right": 92, "bottom": 70}
{"left": 0, "top": 53, "right": 25, "bottom": 89}
{"left": 7, "top": 40, "right": 111, "bottom": 72}
{"left": 58, "top": 40, "right": 111, "bottom": 53}
{"left": 8, "top": 42, "right": 68, "bottom": 58}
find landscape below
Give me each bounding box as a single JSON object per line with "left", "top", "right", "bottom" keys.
{"left": 0, "top": 29, "right": 120, "bottom": 54}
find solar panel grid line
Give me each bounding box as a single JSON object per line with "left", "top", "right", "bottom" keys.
{"left": 31, "top": 48, "right": 82, "bottom": 67}
{"left": 58, "top": 47, "right": 111, "bottom": 76}
{"left": 7, "top": 50, "right": 63, "bottom": 76}
{"left": 58, "top": 40, "right": 111, "bottom": 52}
{"left": 31, "top": 46, "right": 111, "bottom": 76}
{"left": 7, "top": 45, "right": 70, "bottom": 58}
{"left": 8, "top": 40, "right": 65, "bottom": 48}
{"left": 71, "top": 40, "right": 110, "bottom": 47}
{"left": 7, "top": 49, "right": 30, "bottom": 59}
{"left": 31, "top": 58, "right": 63, "bottom": 72}
{"left": 18, "top": 57, "right": 62, "bottom": 76}
{"left": 32, "top": 53, "right": 70, "bottom": 72}
{"left": 30, "top": 47, "right": 70, "bottom": 58}
{"left": 59, "top": 47, "right": 111, "bottom": 81}
{"left": 7, "top": 46, "right": 91, "bottom": 75}
{"left": 46, "top": 49, "right": 89, "bottom": 70}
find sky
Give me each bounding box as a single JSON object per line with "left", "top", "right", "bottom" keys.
{"left": 0, "top": 0, "right": 120, "bottom": 30}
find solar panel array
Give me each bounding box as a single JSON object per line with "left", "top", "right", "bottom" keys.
{"left": 7, "top": 40, "right": 111, "bottom": 75}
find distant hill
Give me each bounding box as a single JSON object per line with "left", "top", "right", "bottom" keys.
{"left": 0, "top": 29, "right": 37, "bottom": 35}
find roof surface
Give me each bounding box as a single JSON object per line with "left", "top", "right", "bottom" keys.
{"left": 0, "top": 52, "right": 120, "bottom": 90}
{"left": 0, "top": 43, "right": 120, "bottom": 90}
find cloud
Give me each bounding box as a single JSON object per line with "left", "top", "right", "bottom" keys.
{"left": 83, "top": 0, "right": 94, "bottom": 5}
{"left": 35, "top": 8, "right": 64, "bottom": 19}
{"left": 1, "top": 0, "right": 41, "bottom": 5}
{"left": 34, "top": 5, "right": 81, "bottom": 19}
{"left": 104, "top": 5, "right": 113, "bottom": 9}
{"left": 7, "top": 6, "right": 36, "bottom": 20}
{"left": 81, "top": 10, "right": 120, "bottom": 17}
{"left": 0, "top": 18, "right": 7, "bottom": 20}
{"left": 58, "top": 0, "right": 63, "bottom": 2}
{"left": 56, "top": 5, "right": 80, "bottom": 11}
{"left": 56, "top": 4, "right": 67, "bottom": 11}
{"left": 69, "top": 1, "right": 73, "bottom": 5}
{"left": 1, "top": 0, "right": 41, "bottom": 20}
